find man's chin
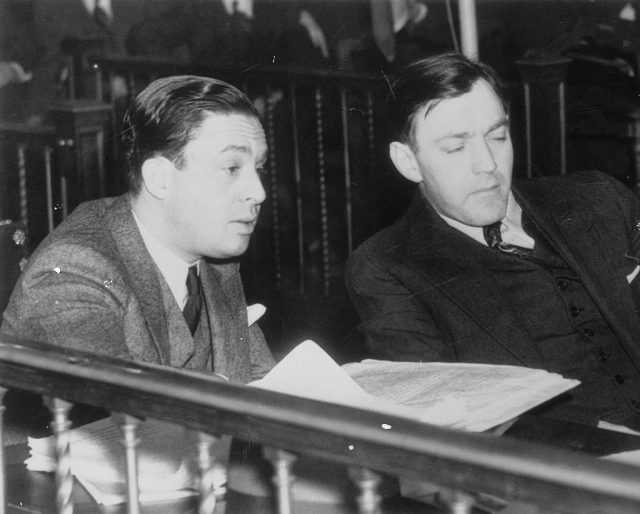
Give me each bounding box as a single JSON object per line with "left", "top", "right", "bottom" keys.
{"left": 205, "top": 243, "right": 251, "bottom": 261}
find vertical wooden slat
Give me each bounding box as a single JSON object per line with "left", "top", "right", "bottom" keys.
{"left": 340, "top": 87, "right": 353, "bottom": 253}
{"left": 44, "top": 144, "right": 55, "bottom": 233}
{"left": 65, "top": 55, "right": 76, "bottom": 100}
{"left": 366, "top": 91, "right": 375, "bottom": 174}
{"left": 113, "top": 413, "right": 141, "bottom": 514}
{"left": 127, "top": 71, "right": 136, "bottom": 104}
{"left": 523, "top": 82, "right": 532, "bottom": 178}
{"left": 196, "top": 432, "right": 220, "bottom": 514}
{"left": 44, "top": 397, "right": 74, "bottom": 514}
{"left": 96, "top": 127, "right": 106, "bottom": 198}
{"left": 314, "top": 87, "right": 330, "bottom": 296}
{"left": 349, "top": 466, "right": 382, "bottom": 514}
{"left": 558, "top": 80, "right": 567, "bottom": 175}
{"left": 95, "top": 64, "right": 104, "bottom": 102}
{"left": 264, "top": 447, "right": 296, "bottom": 514}
{"left": 266, "top": 83, "right": 282, "bottom": 291}
{"left": 60, "top": 174, "right": 69, "bottom": 220}
{"left": 0, "top": 387, "right": 7, "bottom": 514}
{"left": 289, "top": 82, "right": 305, "bottom": 294}
{"left": 17, "top": 144, "right": 28, "bottom": 230}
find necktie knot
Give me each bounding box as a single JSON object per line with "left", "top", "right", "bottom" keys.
{"left": 483, "top": 221, "right": 502, "bottom": 249}
{"left": 483, "top": 221, "right": 532, "bottom": 258}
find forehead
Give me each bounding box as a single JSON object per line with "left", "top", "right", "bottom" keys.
{"left": 415, "top": 80, "right": 506, "bottom": 138}
{"left": 189, "top": 112, "right": 266, "bottom": 149}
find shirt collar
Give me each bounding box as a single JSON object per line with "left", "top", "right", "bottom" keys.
{"left": 439, "top": 191, "right": 535, "bottom": 249}
{"left": 132, "top": 209, "right": 199, "bottom": 309}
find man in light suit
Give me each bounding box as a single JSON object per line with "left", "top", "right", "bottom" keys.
{"left": 2, "top": 75, "right": 275, "bottom": 386}
{"left": 346, "top": 53, "right": 640, "bottom": 430}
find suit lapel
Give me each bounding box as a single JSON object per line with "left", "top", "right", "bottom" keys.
{"left": 104, "top": 195, "right": 170, "bottom": 363}
{"left": 514, "top": 179, "right": 640, "bottom": 346}
{"left": 200, "top": 261, "right": 251, "bottom": 382}
{"left": 404, "top": 191, "right": 543, "bottom": 367}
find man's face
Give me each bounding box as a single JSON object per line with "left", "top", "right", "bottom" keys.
{"left": 165, "top": 112, "right": 267, "bottom": 262}
{"left": 408, "top": 79, "right": 513, "bottom": 227}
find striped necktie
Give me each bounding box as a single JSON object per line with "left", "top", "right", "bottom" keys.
{"left": 483, "top": 221, "right": 532, "bottom": 258}
{"left": 183, "top": 265, "right": 201, "bottom": 335}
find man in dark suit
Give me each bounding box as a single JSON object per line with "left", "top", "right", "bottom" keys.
{"left": 2, "top": 75, "right": 275, "bottom": 386}
{"left": 346, "top": 53, "right": 640, "bottom": 430}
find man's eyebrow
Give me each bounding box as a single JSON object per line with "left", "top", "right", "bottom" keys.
{"left": 486, "top": 117, "right": 510, "bottom": 133}
{"left": 218, "top": 144, "right": 251, "bottom": 154}
{"left": 435, "top": 117, "right": 509, "bottom": 143}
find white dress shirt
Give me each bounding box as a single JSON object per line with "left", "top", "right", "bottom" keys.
{"left": 132, "top": 210, "right": 199, "bottom": 310}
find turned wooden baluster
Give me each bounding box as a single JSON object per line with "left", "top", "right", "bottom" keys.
{"left": 44, "top": 397, "right": 74, "bottom": 514}
{"left": 264, "top": 447, "right": 297, "bottom": 514}
{"left": 195, "top": 432, "right": 221, "bottom": 514}
{"left": 339, "top": 86, "right": 353, "bottom": 253}
{"left": 112, "top": 413, "right": 141, "bottom": 514}
{"left": 349, "top": 466, "right": 382, "bottom": 514}
{"left": 314, "top": 86, "right": 330, "bottom": 297}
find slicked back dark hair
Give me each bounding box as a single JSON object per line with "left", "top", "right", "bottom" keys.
{"left": 122, "top": 75, "right": 260, "bottom": 195}
{"left": 387, "top": 53, "right": 508, "bottom": 149}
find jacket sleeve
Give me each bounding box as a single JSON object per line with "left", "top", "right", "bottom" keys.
{"left": 346, "top": 249, "right": 453, "bottom": 362}
{"left": 1, "top": 241, "right": 135, "bottom": 360}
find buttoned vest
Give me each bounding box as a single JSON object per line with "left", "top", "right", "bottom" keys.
{"left": 475, "top": 220, "right": 640, "bottom": 429}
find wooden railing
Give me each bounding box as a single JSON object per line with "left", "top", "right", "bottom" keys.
{"left": 0, "top": 100, "right": 114, "bottom": 252}
{"left": 2, "top": 335, "right": 640, "bottom": 514}
{"left": 0, "top": 122, "right": 56, "bottom": 249}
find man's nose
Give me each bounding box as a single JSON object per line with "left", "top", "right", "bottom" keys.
{"left": 245, "top": 167, "right": 267, "bottom": 204}
{"left": 472, "top": 138, "right": 497, "bottom": 175}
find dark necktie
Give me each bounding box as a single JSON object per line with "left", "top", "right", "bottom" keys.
{"left": 483, "top": 221, "right": 532, "bottom": 258}
{"left": 183, "top": 265, "right": 201, "bottom": 335}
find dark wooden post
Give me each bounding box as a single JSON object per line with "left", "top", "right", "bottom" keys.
{"left": 48, "top": 100, "right": 112, "bottom": 219}
{"left": 515, "top": 57, "right": 571, "bottom": 178}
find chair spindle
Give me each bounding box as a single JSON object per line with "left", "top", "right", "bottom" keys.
{"left": 44, "top": 397, "right": 74, "bottom": 514}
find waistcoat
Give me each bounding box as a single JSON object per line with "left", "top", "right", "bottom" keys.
{"left": 476, "top": 220, "right": 640, "bottom": 428}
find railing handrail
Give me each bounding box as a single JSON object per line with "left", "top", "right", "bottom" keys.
{"left": 1, "top": 334, "right": 640, "bottom": 513}
{"left": 0, "top": 122, "right": 56, "bottom": 140}
{"left": 92, "top": 55, "right": 390, "bottom": 87}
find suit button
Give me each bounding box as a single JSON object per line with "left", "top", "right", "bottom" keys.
{"left": 599, "top": 351, "right": 609, "bottom": 362}
{"left": 557, "top": 279, "right": 570, "bottom": 290}
{"left": 615, "top": 374, "right": 625, "bottom": 384}
{"left": 583, "top": 328, "right": 595, "bottom": 337}
{"left": 570, "top": 306, "right": 583, "bottom": 317}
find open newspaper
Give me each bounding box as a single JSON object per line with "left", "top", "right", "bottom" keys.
{"left": 252, "top": 340, "right": 580, "bottom": 432}
{"left": 25, "top": 340, "right": 579, "bottom": 504}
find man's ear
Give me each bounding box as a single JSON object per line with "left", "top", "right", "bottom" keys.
{"left": 389, "top": 142, "right": 422, "bottom": 183}
{"left": 140, "top": 157, "right": 173, "bottom": 199}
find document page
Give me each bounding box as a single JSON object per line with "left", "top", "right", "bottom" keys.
{"left": 343, "top": 360, "right": 580, "bottom": 431}
{"left": 252, "top": 340, "right": 578, "bottom": 431}
{"left": 250, "top": 340, "right": 466, "bottom": 426}
{"left": 26, "top": 417, "right": 204, "bottom": 505}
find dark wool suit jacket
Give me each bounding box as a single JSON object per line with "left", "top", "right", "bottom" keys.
{"left": 1, "top": 194, "right": 275, "bottom": 384}
{"left": 347, "top": 170, "right": 640, "bottom": 375}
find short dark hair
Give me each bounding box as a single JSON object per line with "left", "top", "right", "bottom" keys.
{"left": 387, "top": 53, "right": 508, "bottom": 148}
{"left": 122, "top": 75, "right": 260, "bottom": 194}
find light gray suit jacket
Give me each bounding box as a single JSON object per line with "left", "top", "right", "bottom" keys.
{"left": 1, "top": 194, "right": 275, "bottom": 384}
